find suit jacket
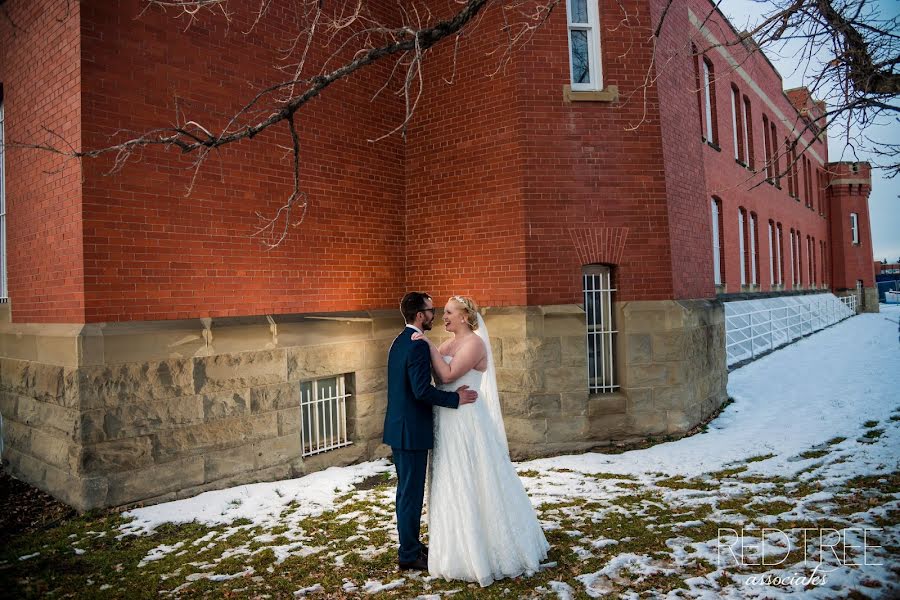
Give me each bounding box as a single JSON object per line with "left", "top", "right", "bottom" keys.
{"left": 383, "top": 327, "right": 460, "bottom": 449}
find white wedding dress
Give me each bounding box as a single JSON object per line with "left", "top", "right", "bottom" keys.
{"left": 427, "top": 315, "right": 549, "bottom": 586}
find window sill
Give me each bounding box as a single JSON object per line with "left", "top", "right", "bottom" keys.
{"left": 705, "top": 141, "right": 721, "bottom": 152}
{"left": 563, "top": 84, "right": 619, "bottom": 103}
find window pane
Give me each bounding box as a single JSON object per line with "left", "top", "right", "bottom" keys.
{"left": 570, "top": 30, "right": 591, "bottom": 84}
{"left": 569, "top": 0, "right": 589, "bottom": 23}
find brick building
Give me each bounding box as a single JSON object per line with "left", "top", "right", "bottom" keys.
{"left": 0, "top": 0, "right": 876, "bottom": 510}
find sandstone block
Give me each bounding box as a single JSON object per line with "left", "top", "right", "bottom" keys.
{"left": 27, "top": 426, "right": 79, "bottom": 472}
{"left": 203, "top": 434, "right": 300, "bottom": 481}
{"left": 194, "top": 350, "right": 286, "bottom": 394}
{"left": 277, "top": 408, "right": 302, "bottom": 436}
{"left": 287, "top": 342, "right": 365, "bottom": 382}
{"left": 652, "top": 331, "right": 687, "bottom": 362}
{"left": 546, "top": 416, "right": 590, "bottom": 442}
{"left": 152, "top": 413, "right": 278, "bottom": 462}
{"left": 588, "top": 413, "right": 632, "bottom": 439}
{"left": 106, "top": 456, "right": 205, "bottom": 506}
{"left": 78, "top": 359, "right": 194, "bottom": 409}
{"left": 102, "top": 395, "right": 205, "bottom": 440}
{"left": 499, "top": 392, "right": 527, "bottom": 417}
{"left": 0, "top": 359, "right": 71, "bottom": 406}
{"left": 183, "top": 464, "right": 291, "bottom": 500}
{"left": 0, "top": 390, "right": 18, "bottom": 421}
{"left": 560, "top": 391, "right": 588, "bottom": 417}
{"left": 627, "top": 364, "right": 668, "bottom": 387}
{"left": 350, "top": 392, "right": 383, "bottom": 420}
{"left": 203, "top": 389, "right": 251, "bottom": 421}
{"left": 559, "top": 336, "right": 587, "bottom": 364}
{"left": 543, "top": 311, "right": 586, "bottom": 337}
{"left": 652, "top": 385, "right": 688, "bottom": 411}
{"left": 627, "top": 411, "right": 668, "bottom": 437}
{"left": 500, "top": 338, "right": 561, "bottom": 370}
{"left": 625, "top": 334, "right": 652, "bottom": 365}
{"left": 502, "top": 416, "right": 547, "bottom": 445}
{"left": 588, "top": 394, "right": 627, "bottom": 416}
{"left": 250, "top": 382, "right": 298, "bottom": 413}
{"left": 78, "top": 409, "right": 106, "bottom": 444}
{"left": 361, "top": 338, "right": 394, "bottom": 370}
{"left": 526, "top": 394, "right": 560, "bottom": 418}
{"left": 496, "top": 368, "right": 543, "bottom": 394}
{"left": 625, "top": 388, "right": 653, "bottom": 413}
{"left": 81, "top": 436, "right": 154, "bottom": 474}
{"left": 16, "top": 396, "right": 78, "bottom": 440}
{"left": 355, "top": 368, "right": 387, "bottom": 395}
{"left": 543, "top": 367, "right": 585, "bottom": 393}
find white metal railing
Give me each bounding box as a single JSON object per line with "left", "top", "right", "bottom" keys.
{"left": 300, "top": 375, "right": 352, "bottom": 457}
{"left": 584, "top": 267, "right": 618, "bottom": 393}
{"left": 725, "top": 293, "right": 855, "bottom": 366}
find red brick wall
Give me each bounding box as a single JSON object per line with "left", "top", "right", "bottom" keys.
{"left": 687, "top": 0, "right": 832, "bottom": 292}
{"left": 404, "top": 2, "right": 528, "bottom": 307}
{"left": 0, "top": 0, "right": 85, "bottom": 322}
{"left": 828, "top": 162, "right": 875, "bottom": 290}
{"left": 78, "top": 0, "right": 407, "bottom": 321}
{"left": 1, "top": 0, "right": 878, "bottom": 324}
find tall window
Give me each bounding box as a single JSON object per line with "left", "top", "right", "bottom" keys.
{"left": 738, "top": 208, "right": 747, "bottom": 285}
{"left": 771, "top": 122, "right": 780, "bottom": 187}
{"left": 567, "top": 0, "right": 602, "bottom": 91}
{"left": 776, "top": 222, "right": 784, "bottom": 285}
{"left": 762, "top": 115, "right": 772, "bottom": 180}
{"left": 749, "top": 212, "right": 759, "bottom": 285}
{"left": 785, "top": 139, "right": 794, "bottom": 197}
{"left": 802, "top": 157, "right": 809, "bottom": 207}
{"left": 789, "top": 228, "right": 796, "bottom": 287}
{"left": 821, "top": 241, "right": 827, "bottom": 286}
{"left": 796, "top": 229, "right": 803, "bottom": 286}
{"left": 0, "top": 93, "right": 5, "bottom": 302}
{"left": 743, "top": 96, "right": 754, "bottom": 170}
{"left": 768, "top": 220, "right": 775, "bottom": 286}
{"left": 583, "top": 265, "right": 617, "bottom": 393}
{"left": 810, "top": 236, "right": 816, "bottom": 286}
{"left": 731, "top": 85, "right": 744, "bottom": 163}
{"left": 711, "top": 198, "right": 724, "bottom": 286}
{"left": 701, "top": 57, "right": 717, "bottom": 145}
{"left": 850, "top": 213, "right": 859, "bottom": 244}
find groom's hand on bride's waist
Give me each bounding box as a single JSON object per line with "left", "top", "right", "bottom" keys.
{"left": 456, "top": 385, "right": 478, "bottom": 404}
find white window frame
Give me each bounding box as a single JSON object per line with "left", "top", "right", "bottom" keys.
{"left": 768, "top": 221, "right": 775, "bottom": 286}
{"left": 749, "top": 213, "right": 758, "bottom": 285}
{"left": 0, "top": 97, "right": 6, "bottom": 302}
{"left": 789, "top": 230, "right": 796, "bottom": 287}
{"left": 566, "top": 0, "right": 602, "bottom": 91}
{"left": 776, "top": 224, "right": 783, "bottom": 285}
{"left": 850, "top": 213, "right": 859, "bottom": 245}
{"left": 299, "top": 374, "right": 352, "bottom": 457}
{"left": 738, "top": 209, "right": 746, "bottom": 285}
{"left": 731, "top": 87, "right": 740, "bottom": 161}
{"left": 702, "top": 59, "right": 714, "bottom": 142}
{"left": 711, "top": 199, "right": 722, "bottom": 285}
{"left": 742, "top": 96, "right": 752, "bottom": 168}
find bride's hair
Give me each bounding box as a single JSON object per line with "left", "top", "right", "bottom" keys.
{"left": 450, "top": 295, "right": 480, "bottom": 331}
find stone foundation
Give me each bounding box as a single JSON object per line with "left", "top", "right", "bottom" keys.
{"left": 834, "top": 287, "right": 880, "bottom": 313}
{"left": 0, "top": 301, "right": 728, "bottom": 510}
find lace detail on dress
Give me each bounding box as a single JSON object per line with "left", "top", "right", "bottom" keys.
{"left": 427, "top": 356, "right": 549, "bottom": 586}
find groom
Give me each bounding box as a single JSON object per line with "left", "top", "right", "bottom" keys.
{"left": 384, "top": 292, "right": 478, "bottom": 571}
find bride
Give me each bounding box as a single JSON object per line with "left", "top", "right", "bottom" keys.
{"left": 412, "top": 295, "right": 549, "bottom": 586}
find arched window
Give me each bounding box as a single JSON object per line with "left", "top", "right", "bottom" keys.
{"left": 583, "top": 265, "right": 617, "bottom": 393}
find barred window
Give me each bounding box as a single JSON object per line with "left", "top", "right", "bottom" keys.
{"left": 583, "top": 265, "right": 617, "bottom": 393}
{"left": 300, "top": 375, "right": 352, "bottom": 457}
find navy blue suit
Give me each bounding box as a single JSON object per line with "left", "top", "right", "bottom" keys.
{"left": 384, "top": 326, "right": 459, "bottom": 563}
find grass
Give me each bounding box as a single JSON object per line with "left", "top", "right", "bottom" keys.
{"left": 1, "top": 434, "right": 896, "bottom": 598}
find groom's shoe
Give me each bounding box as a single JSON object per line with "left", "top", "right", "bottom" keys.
{"left": 398, "top": 556, "right": 428, "bottom": 571}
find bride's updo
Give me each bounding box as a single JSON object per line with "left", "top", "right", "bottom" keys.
{"left": 450, "top": 295, "right": 480, "bottom": 331}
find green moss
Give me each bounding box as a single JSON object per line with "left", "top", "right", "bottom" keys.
{"left": 798, "top": 449, "right": 829, "bottom": 460}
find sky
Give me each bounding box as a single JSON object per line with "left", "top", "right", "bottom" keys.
{"left": 720, "top": 0, "right": 899, "bottom": 263}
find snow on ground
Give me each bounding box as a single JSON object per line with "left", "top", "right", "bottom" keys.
{"left": 115, "top": 306, "right": 899, "bottom": 598}
{"left": 526, "top": 304, "right": 900, "bottom": 480}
